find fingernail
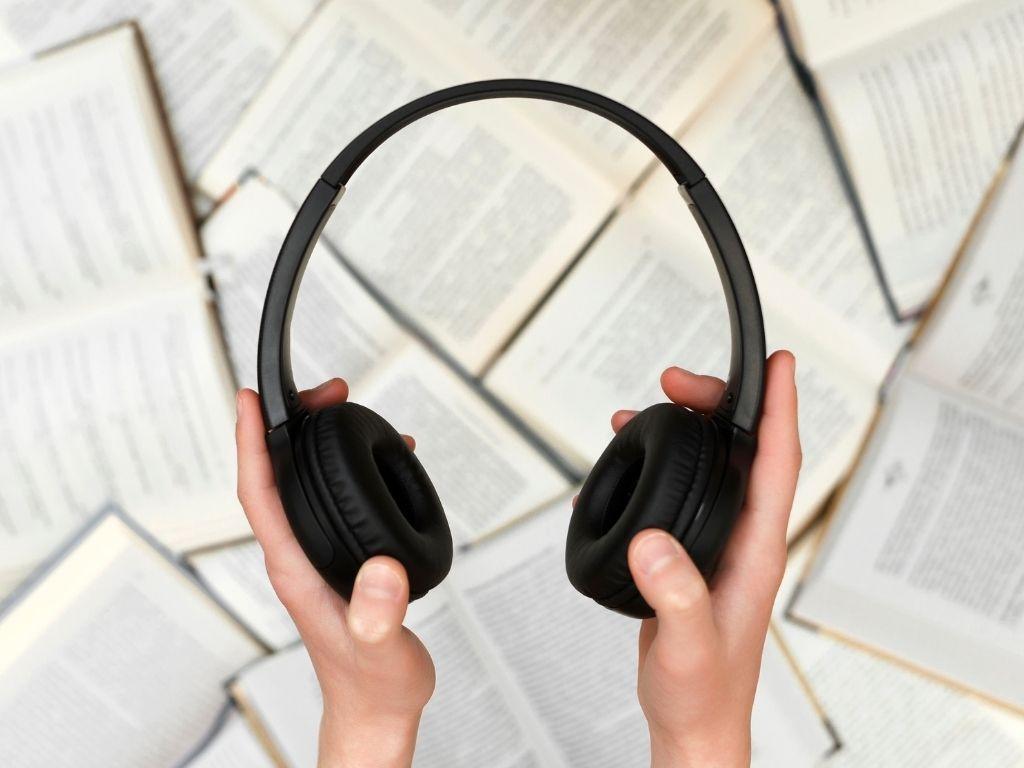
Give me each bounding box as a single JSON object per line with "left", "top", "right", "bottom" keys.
{"left": 356, "top": 561, "right": 402, "bottom": 601}
{"left": 634, "top": 532, "right": 682, "bottom": 576}
{"left": 312, "top": 379, "right": 334, "bottom": 393}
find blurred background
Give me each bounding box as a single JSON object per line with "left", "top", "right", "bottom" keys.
{"left": 0, "top": 0, "right": 1022, "bottom": 766}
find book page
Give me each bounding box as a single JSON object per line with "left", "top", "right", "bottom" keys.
{"left": 182, "top": 707, "right": 276, "bottom": 768}
{"left": 199, "top": 0, "right": 619, "bottom": 374}
{"left": 0, "top": 25, "right": 198, "bottom": 328}
{"left": 778, "top": 534, "right": 1024, "bottom": 765}
{"left": 449, "top": 497, "right": 836, "bottom": 767}
{"left": 393, "top": 0, "right": 773, "bottom": 187}
{"left": 357, "top": 344, "right": 569, "bottom": 545}
{"left": 910, "top": 141, "right": 1024, "bottom": 419}
{"left": 814, "top": 0, "right": 1024, "bottom": 312}
{"left": 666, "top": 31, "right": 907, "bottom": 376}
{"left": 0, "top": 514, "right": 263, "bottom": 768}
{"left": 0, "top": 284, "right": 247, "bottom": 591}
{"left": 0, "top": 0, "right": 314, "bottom": 179}
{"left": 486, "top": 165, "right": 879, "bottom": 537}
{"left": 201, "top": 178, "right": 411, "bottom": 392}
{"left": 234, "top": 591, "right": 547, "bottom": 768}
{"left": 793, "top": 376, "right": 1024, "bottom": 711}
{"left": 188, "top": 539, "right": 298, "bottom": 652}
{"left": 780, "top": 0, "right": 970, "bottom": 67}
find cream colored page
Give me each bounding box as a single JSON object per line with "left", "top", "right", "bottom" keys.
{"left": 910, "top": 144, "right": 1024, "bottom": 419}
{"left": 0, "top": 27, "right": 197, "bottom": 328}
{"left": 199, "top": 0, "right": 618, "bottom": 373}
{"left": 670, "top": 32, "right": 907, "bottom": 378}
{"left": 189, "top": 539, "right": 298, "bottom": 651}
{"left": 397, "top": 0, "right": 773, "bottom": 187}
{"left": 817, "top": 0, "right": 1024, "bottom": 312}
{"left": 0, "top": 516, "right": 263, "bottom": 768}
{"left": 357, "top": 344, "right": 569, "bottom": 545}
{"left": 450, "top": 498, "right": 834, "bottom": 767}
{"left": 201, "top": 178, "right": 411, "bottom": 392}
{"left": 794, "top": 377, "right": 1024, "bottom": 710}
{"left": 486, "top": 180, "right": 878, "bottom": 535}
{"left": 778, "top": 536, "right": 1024, "bottom": 765}
{"left": 0, "top": 0, "right": 309, "bottom": 179}
{"left": 0, "top": 284, "right": 247, "bottom": 586}
{"left": 237, "top": 593, "right": 545, "bottom": 768}
{"left": 184, "top": 708, "right": 276, "bottom": 768}
{"left": 782, "top": 0, "right": 971, "bottom": 66}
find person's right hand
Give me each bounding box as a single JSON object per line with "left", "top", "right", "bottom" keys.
{"left": 614, "top": 351, "right": 801, "bottom": 768}
{"left": 236, "top": 378, "right": 434, "bottom": 768}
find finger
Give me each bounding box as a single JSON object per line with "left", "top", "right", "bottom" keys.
{"left": 611, "top": 409, "right": 638, "bottom": 433}
{"left": 347, "top": 557, "right": 411, "bottom": 658}
{"left": 298, "top": 378, "right": 349, "bottom": 410}
{"left": 235, "top": 389, "right": 321, "bottom": 584}
{"left": 711, "top": 351, "right": 800, "bottom": 640}
{"left": 402, "top": 434, "right": 416, "bottom": 451}
{"left": 660, "top": 367, "right": 725, "bottom": 413}
{"left": 628, "top": 530, "right": 718, "bottom": 664}
{"left": 571, "top": 493, "right": 579, "bottom": 508}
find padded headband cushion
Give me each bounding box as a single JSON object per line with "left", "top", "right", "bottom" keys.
{"left": 305, "top": 402, "right": 453, "bottom": 599}
{"left": 566, "top": 403, "right": 715, "bottom": 618}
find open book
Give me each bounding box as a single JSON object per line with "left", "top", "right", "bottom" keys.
{"left": 486, "top": 30, "right": 909, "bottom": 539}
{"left": 789, "top": 134, "right": 1024, "bottom": 712}
{"left": 0, "top": 510, "right": 264, "bottom": 768}
{"left": 0, "top": 26, "right": 249, "bottom": 595}
{"left": 198, "top": 0, "right": 775, "bottom": 374}
{"left": 202, "top": 179, "right": 570, "bottom": 545}
{"left": 0, "top": 0, "right": 318, "bottom": 182}
{"left": 779, "top": 0, "right": 1024, "bottom": 315}
{"left": 230, "top": 494, "right": 836, "bottom": 768}
{"left": 777, "top": 531, "right": 1024, "bottom": 765}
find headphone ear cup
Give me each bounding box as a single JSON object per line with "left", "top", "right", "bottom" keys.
{"left": 566, "top": 403, "right": 716, "bottom": 618}
{"left": 300, "top": 402, "right": 453, "bottom": 600}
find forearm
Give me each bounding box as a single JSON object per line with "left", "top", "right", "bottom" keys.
{"left": 318, "top": 711, "right": 421, "bottom": 768}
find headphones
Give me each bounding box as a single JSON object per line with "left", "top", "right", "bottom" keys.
{"left": 258, "top": 79, "right": 765, "bottom": 619}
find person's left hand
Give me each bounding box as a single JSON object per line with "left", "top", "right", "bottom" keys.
{"left": 236, "top": 379, "right": 434, "bottom": 768}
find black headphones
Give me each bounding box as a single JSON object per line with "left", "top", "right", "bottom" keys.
{"left": 258, "top": 79, "right": 765, "bottom": 619}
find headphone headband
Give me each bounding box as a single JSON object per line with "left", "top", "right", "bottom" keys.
{"left": 258, "top": 79, "right": 765, "bottom": 433}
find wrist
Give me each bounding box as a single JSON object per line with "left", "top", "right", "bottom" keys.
{"left": 649, "top": 726, "right": 750, "bottom": 768}
{"left": 318, "top": 709, "right": 421, "bottom": 768}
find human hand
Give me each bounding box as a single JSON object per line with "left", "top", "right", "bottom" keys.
{"left": 612, "top": 351, "right": 800, "bottom": 768}
{"left": 236, "top": 379, "right": 433, "bottom": 768}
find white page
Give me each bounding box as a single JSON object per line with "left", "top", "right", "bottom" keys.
{"left": 794, "top": 376, "right": 1024, "bottom": 710}
{"left": 199, "top": 0, "right": 618, "bottom": 373}
{"left": 815, "top": 0, "right": 1024, "bottom": 312}
{"left": 0, "top": 25, "right": 198, "bottom": 328}
{"left": 235, "top": 591, "right": 545, "bottom": 768}
{"left": 395, "top": 0, "right": 774, "bottom": 187}
{"left": 183, "top": 707, "right": 276, "bottom": 768}
{"left": 781, "top": 0, "right": 970, "bottom": 67}
{"left": 667, "top": 31, "right": 907, "bottom": 377}
{"left": 0, "top": 284, "right": 247, "bottom": 590}
{"left": 778, "top": 534, "right": 1024, "bottom": 766}
{"left": 486, "top": 169, "right": 879, "bottom": 536}
{"left": 450, "top": 497, "right": 835, "bottom": 767}
{"left": 357, "top": 344, "right": 569, "bottom": 545}
{"left": 0, "top": 514, "right": 263, "bottom": 768}
{"left": 201, "top": 178, "right": 411, "bottom": 392}
{"left": 911, "top": 143, "right": 1024, "bottom": 419}
{"left": 188, "top": 539, "right": 298, "bottom": 652}
{"left": 0, "top": 0, "right": 314, "bottom": 179}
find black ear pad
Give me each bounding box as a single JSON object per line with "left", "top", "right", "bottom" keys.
{"left": 299, "top": 402, "right": 452, "bottom": 601}
{"left": 566, "top": 403, "right": 716, "bottom": 618}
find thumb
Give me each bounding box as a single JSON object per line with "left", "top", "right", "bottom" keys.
{"left": 346, "top": 556, "right": 410, "bottom": 659}
{"left": 628, "top": 530, "right": 718, "bottom": 656}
